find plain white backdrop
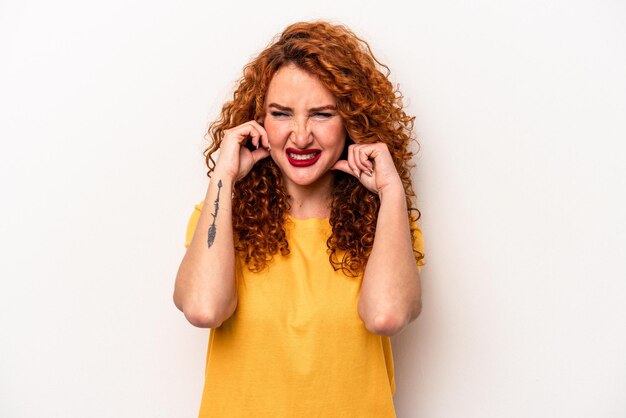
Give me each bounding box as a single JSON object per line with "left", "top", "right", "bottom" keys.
{"left": 1, "top": 0, "right": 625, "bottom": 417}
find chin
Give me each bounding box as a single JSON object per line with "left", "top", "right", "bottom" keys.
{"left": 282, "top": 167, "right": 334, "bottom": 187}
{"left": 296, "top": 172, "right": 336, "bottom": 187}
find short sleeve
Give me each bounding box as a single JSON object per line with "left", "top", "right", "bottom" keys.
{"left": 411, "top": 223, "right": 426, "bottom": 270}
{"left": 184, "top": 201, "right": 205, "bottom": 249}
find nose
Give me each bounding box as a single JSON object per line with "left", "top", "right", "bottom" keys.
{"left": 290, "top": 117, "right": 313, "bottom": 148}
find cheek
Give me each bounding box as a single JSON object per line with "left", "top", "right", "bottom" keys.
{"left": 264, "top": 121, "right": 289, "bottom": 143}
{"left": 316, "top": 124, "right": 346, "bottom": 152}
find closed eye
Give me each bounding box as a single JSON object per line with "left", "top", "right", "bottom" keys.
{"left": 271, "top": 111, "right": 289, "bottom": 117}
{"left": 313, "top": 112, "right": 333, "bottom": 118}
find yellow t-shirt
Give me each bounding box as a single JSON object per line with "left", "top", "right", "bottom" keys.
{"left": 184, "top": 201, "right": 425, "bottom": 418}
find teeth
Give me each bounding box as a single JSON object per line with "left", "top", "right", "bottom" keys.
{"left": 289, "top": 152, "right": 318, "bottom": 160}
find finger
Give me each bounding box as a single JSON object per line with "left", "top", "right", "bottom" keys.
{"left": 353, "top": 145, "right": 373, "bottom": 176}
{"left": 331, "top": 160, "right": 357, "bottom": 177}
{"left": 361, "top": 148, "right": 375, "bottom": 176}
{"left": 348, "top": 145, "right": 361, "bottom": 178}
{"left": 246, "top": 124, "right": 262, "bottom": 149}
{"left": 229, "top": 122, "right": 261, "bottom": 148}
{"left": 250, "top": 147, "right": 270, "bottom": 164}
{"left": 226, "top": 123, "right": 248, "bottom": 143}
{"left": 249, "top": 120, "right": 270, "bottom": 150}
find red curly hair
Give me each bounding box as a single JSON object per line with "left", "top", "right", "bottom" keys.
{"left": 203, "top": 20, "right": 423, "bottom": 276}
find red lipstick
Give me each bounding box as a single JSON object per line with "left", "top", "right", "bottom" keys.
{"left": 286, "top": 148, "right": 322, "bottom": 167}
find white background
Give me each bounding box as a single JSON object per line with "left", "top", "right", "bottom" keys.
{"left": 1, "top": 1, "right": 625, "bottom": 417}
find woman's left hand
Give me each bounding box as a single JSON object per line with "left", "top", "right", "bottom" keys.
{"left": 331, "top": 142, "right": 403, "bottom": 196}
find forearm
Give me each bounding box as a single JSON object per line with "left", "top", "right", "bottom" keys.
{"left": 173, "top": 172, "right": 237, "bottom": 328}
{"left": 358, "top": 186, "right": 421, "bottom": 336}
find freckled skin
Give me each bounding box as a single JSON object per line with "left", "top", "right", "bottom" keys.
{"left": 262, "top": 64, "right": 347, "bottom": 194}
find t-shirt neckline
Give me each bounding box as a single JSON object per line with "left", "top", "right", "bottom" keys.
{"left": 285, "top": 214, "right": 330, "bottom": 229}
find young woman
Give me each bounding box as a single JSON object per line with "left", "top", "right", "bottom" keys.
{"left": 174, "top": 20, "right": 425, "bottom": 417}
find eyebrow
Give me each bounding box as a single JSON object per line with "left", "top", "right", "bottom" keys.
{"left": 267, "top": 103, "right": 337, "bottom": 112}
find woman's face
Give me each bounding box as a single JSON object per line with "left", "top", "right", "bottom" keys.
{"left": 262, "top": 63, "right": 346, "bottom": 193}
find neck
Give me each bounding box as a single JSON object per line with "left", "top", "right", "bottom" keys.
{"left": 285, "top": 173, "right": 334, "bottom": 219}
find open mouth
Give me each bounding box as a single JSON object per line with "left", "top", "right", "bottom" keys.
{"left": 286, "top": 148, "right": 321, "bottom": 167}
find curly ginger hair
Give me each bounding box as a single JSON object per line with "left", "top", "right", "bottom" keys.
{"left": 204, "top": 20, "right": 423, "bottom": 276}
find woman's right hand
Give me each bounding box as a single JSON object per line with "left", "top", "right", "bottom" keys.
{"left": 214, "top": 120, "right": 271, "bottom": 181}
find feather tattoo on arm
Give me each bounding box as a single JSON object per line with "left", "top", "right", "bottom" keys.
{"left": 207, "top": 179, "right": 222, "bottom": 248}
